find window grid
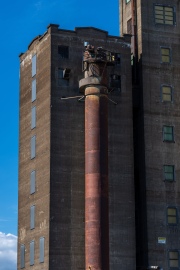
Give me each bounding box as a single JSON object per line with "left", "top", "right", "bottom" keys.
{"left": 155, "top": 5, "right": 175, "bottom": 25}
{"left": 169, "top": 250, "right": 179, "bottom": 269}
{"left": 162, "top": 85, "right": 172, "bottom": 102}
{"left": 161, "top": 47, "right": 171, "bottom": 63}
{"left": 167, "top": 207, "right": 177, "bottom": 225}
{"left": 163, "top": 126, "right": 174, "bottom": 142}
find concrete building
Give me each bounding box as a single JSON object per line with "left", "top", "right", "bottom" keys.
{"left": 120, "top": 0, "right": 180, "bottom": 269}
{"left": 18, "top": 25, "right": 135, "bottom": 270}
{"left": 18, "top": 1, "right": 180, "bottom": 269}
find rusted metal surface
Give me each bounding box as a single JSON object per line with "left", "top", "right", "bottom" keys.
{"left": 79, "top": 45, "right": 112, "bottom": 270}
{"left": 85, "top": 86, "right": 109, "bottom": 270}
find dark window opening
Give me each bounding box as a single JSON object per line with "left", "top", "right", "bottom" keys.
{"left": 110, "top": 74, "right": 121, "bottom": 89}
{"left": 115, "top": 53, "right": 121, "bottom": 65}
{"left": 57, "top": 68, "right": 70, "bottom": 86}
{"left": 127, "top": 18, "right": 132, "bottom": 34}
{"left": 58, "top": 46, "right": 69, "bottom": 58}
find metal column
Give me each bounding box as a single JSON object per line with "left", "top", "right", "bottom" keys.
{"left": 79, "top": 45, "right": 112, "bottom": 270}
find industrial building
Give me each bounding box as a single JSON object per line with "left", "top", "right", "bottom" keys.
{"left": 18, "top": 1, "right": 180, "bottom": 269}
{"left": 120, "top": 0, "right": 180, "bottom": 269}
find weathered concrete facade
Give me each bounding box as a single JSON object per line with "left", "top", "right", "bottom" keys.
{"left": 120, "top": 0, "right": 180, "bottom": 269}
{"left": 18, "top": 25, "right": 135, "bottom": 270}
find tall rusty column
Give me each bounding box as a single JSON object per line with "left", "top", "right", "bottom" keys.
{"left": 79, "top": 45, "right": 111, "bottom": 270}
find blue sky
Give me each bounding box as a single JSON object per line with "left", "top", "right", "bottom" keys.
{"left": 0, "top": 0, "right": 119, "bottom": 268}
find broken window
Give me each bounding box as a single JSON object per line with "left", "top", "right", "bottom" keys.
{"left": 57, "top": 68, "right": 71, "bottom": 86}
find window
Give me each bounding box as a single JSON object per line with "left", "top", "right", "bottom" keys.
{"left": 20, "top": 244, "right": 25, "bottom": 268}
{"left": 154, "top": 5, "right": 175, "bottom": 25}
{"left": 58, "top": 45, "right": 69, "bottom": 58}
{"left": 110, "top": 53, "right": 121, "bottom": 65}
{"left": 161, "top": 47, "right": 171, "bottom": 63}
{"left": 30, "top": 241, "right": 34, "bottom": 266}
{"left": 127, "top": 18, "right": 132, "bottom": 34}
{"left": 115, "top": 53, "right": 121, "bottom": 65}
{"left": 110, "top": 74, "right": 121, "bottom": 89}
{"left": 131, "top": 53, "right": 134, "bottom": 66}
{"left": 32, "top": 79, "right": 36, "bottom": 102}
{"left": 58, "top": 68, "right": 63, "bottom": 80}
{"left": 30, "top": 171, "right": 36, "bottom": 194}
{"left": 169, "top": 250, "right": 179, "bottom": 269}
{"left": 30, "top": 205, "right": 35, "bottom": 229}
{"left": 163, "top": 126, "right": 174, "bottom": 142}
{"left": 57, "top": 68, "right": 70, "bottom": 86}
{"left": 39, "top": 237, "right": 45, "bottom": 263}
{"left": 162, "top": 85, "right": 172, "bottom": 102}
{"left": 31, "top": 106, "right": 36, "bottom": 129}
{"left": 32, "top": 54, "right": 37, "bottom": 77}
{"left": 164, "top": 165, "right": 174, "bottom": 181}
{"left": 167, "top": 207, "right": 177, "bottom": 225}
{"left": 126, "top": 0, "right": 131, "bottom": 3}
{"left": 31, "top": 136, "right": 36, "bottom": 159}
